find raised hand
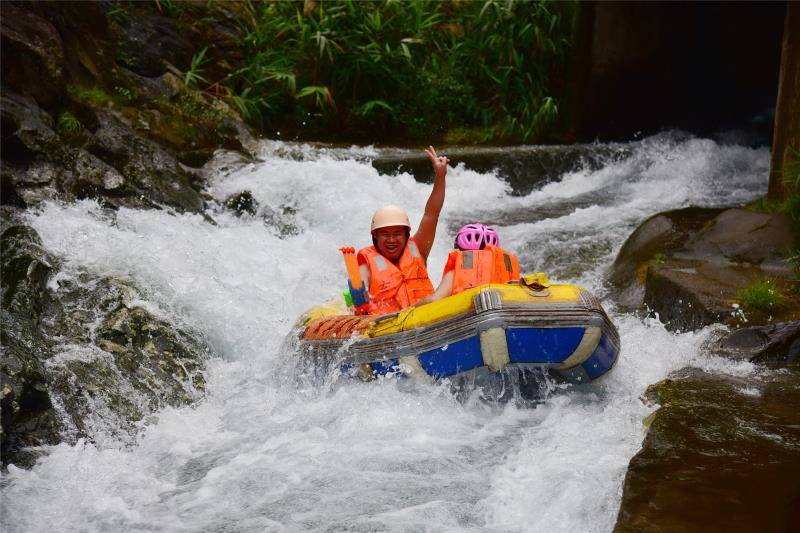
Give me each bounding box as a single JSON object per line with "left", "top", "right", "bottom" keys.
{"left": 425, "top": 145, "right": 449, "bottom": 178}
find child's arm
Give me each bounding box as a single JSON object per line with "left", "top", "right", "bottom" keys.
{"left": 414, "top": 271, "right": 454, "bottom": 307}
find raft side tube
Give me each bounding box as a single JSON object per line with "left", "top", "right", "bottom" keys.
{"left": 294, "top": 282, "right": 620, "bottom": 384}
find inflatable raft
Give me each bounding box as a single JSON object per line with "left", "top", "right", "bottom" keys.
{"left": 291, "top": 274, "right": 620, "bottom": 384}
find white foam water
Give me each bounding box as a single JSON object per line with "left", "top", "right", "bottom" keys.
{"left": 2, "top": 133, "right": 769, "bottom": 532}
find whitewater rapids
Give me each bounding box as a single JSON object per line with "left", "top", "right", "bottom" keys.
{"left": 2, "top": 132, "right": 768, "bottom": 532}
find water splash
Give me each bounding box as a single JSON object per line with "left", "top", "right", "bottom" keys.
{"left": 3, "top": 132, "right": 769, "bottom": 532}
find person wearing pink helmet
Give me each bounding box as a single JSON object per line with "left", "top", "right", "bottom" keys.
{"left": 414, "top": 223, "right": 520, "bottom": 306}
{"left": 355, "top": 146, "right": 450, "bottom": 315}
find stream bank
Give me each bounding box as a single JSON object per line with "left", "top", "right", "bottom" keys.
{"left": 609, "top": 205, "right": 799, "bottom": 531}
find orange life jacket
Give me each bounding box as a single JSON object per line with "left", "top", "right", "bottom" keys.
{"left": 357, "top": 238, "right": 434, "bottom": 315}
{"left": 447, "top": 245, "right": 521, "bottom": 295}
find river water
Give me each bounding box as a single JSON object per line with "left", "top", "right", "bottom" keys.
{"left": 3, "top": 132, "right": 769, "bottom": 532}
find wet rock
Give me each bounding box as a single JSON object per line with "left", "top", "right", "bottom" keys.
{"left": 609, "top": 207, "right": 724, "bottom": 308}
{"left": 1, "top": 91, "right": 199, "bottom": 212}
{"left": 225, "top": 191, "right": 259, "bottom": 216}
{"left": 610, "top": 207, "right": 797, "bottom": 330}
{"left": 32, "top": 1, "right": 114, "bottom": 87}
{"left": 1, "top": 91, "right": 59, "bottom": 161}
{"left": 1, "top": 223, "right": 209, "bottom": 466}
{"left": 1, "top": 223, "right": 63, "bottom": 462}
{"left": 1, "top": 92, "right": 62, "bottom": 207}
{"left": 112, "top": 14, "right": 194, "bottom": 77}
{"left": 1, "top": 2, "right": 258, "bottom": 215}
{"left": 0, "top": 3, "right": 66, "bottom": 109}
{"left": 85, "top": 110, "right": 204, "bottom": 211}
{"left": 263, "top": 204, "right": 302, "bottom": 238}
{"left": 643, "top": 260, "right": 757, "bottom": 331}
{"left": 678, "top": 209, "right": 795, "bottom": 268}
{"left": 615, "top": 367, "right": 800, "bottom": 533}
{"left": 703, "top": 321, "right": 800, "bottom": 364}
{"left": 47, "top": 296, "right": 208, "bottom": 440}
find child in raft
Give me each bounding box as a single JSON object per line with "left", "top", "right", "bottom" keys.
{"left": 414, "top": 223, "right": 521, "bottom": 306}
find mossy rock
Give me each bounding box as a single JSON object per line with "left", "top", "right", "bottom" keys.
{"left": 611, "top": 207, "right": 797, "bottom": 330}
{"left": 615, "top": 366, "right": 800, "bottom": 532}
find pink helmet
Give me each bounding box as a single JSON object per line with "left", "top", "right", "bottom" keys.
{"left": 455, "top": 223, "right": 500, "bottom": 250}
{"left": 484, "top": 225, "right": 499, "bottom": 247}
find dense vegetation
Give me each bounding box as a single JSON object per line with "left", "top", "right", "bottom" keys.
{"left": 224, "top": 0, "right": 575, "bottom": 142}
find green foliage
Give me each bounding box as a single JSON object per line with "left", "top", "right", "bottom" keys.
{"left": 737, "top": 279, "right": 784, "bottom": 313}
{"left": 227, "top": 0, "right": 575, "bottom": 140}
{"left": 185, "top": 47, "right": 210, "bottom": 89}
{"left": 746, "top": 197, "right": 785, "bottom": 214}
{"left": 115, "top": 47, "right": 134, "bottom": 67}
{"left": 228, "top": 88, "right": 264, "bottom": 123}
{"left": 155, "top": 0, "right": 184, "bottom": 18}
{"left": 114, "top": 86, "right": 138, "bottom": 105}
{"left": 68, "top": 83, "right": 142, "bottom": 108}
{"left": 67, "top": 85, "right": 115, "bottom": 106}
{"left": 106, "top": 3, "right": 129, "bottom": 22}
{"left": 56, "top": 111, "right": 82, "bottom": 134}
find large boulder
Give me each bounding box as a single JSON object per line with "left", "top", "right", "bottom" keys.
{"left": 643, "top": 260, "right": 756, "bottom": 331}
{"left": 609, "top": 207, "right": 724, "bottom": 308}
{"left": 677, "top": 209, "right": 796, "bottom": 270}
{"left": 615, "top": 367, "right": 800, "bottom": 532}
{"left": 84, "top": 110, "right": 205, "bottom": 211}
{"left": 610, "top": 207, "right": 797, "bottom": 330}
{"left": 1, "top": 221, "right": 209, "bottom": 467}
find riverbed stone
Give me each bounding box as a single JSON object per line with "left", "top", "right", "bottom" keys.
{"left": 1, "top": 91, "right": 59, "bottom": 159}
{"left": 614, "top": 366, "right": 800, "bottom": 533}
{"left": 643, "top": 260, "right": 760, "bottom": 331}
{"left": 0, "top": 2, "right": 256, "bottom": 215}
{"left": 225, "top": 190, "right": 259, "bottom": 217}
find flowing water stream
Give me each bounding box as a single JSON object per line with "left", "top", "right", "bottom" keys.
{"left": 2, "top": 132, "right": 769, "bottom": 532}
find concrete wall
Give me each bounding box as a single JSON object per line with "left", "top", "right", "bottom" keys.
{"left": 567, "top": 1, "right": 786, "bottom": 142}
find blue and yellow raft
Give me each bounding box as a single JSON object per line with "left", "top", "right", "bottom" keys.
{"left": 292, "top": 274, "right": 620, "bottom": 384}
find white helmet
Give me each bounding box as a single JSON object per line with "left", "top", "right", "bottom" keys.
{"left": 371, "top": 205, "right": 410, "bottom": 232}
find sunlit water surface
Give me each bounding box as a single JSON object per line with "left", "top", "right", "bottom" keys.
{"left": 3, "top": 132, "right": 768, "bottom": 532}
